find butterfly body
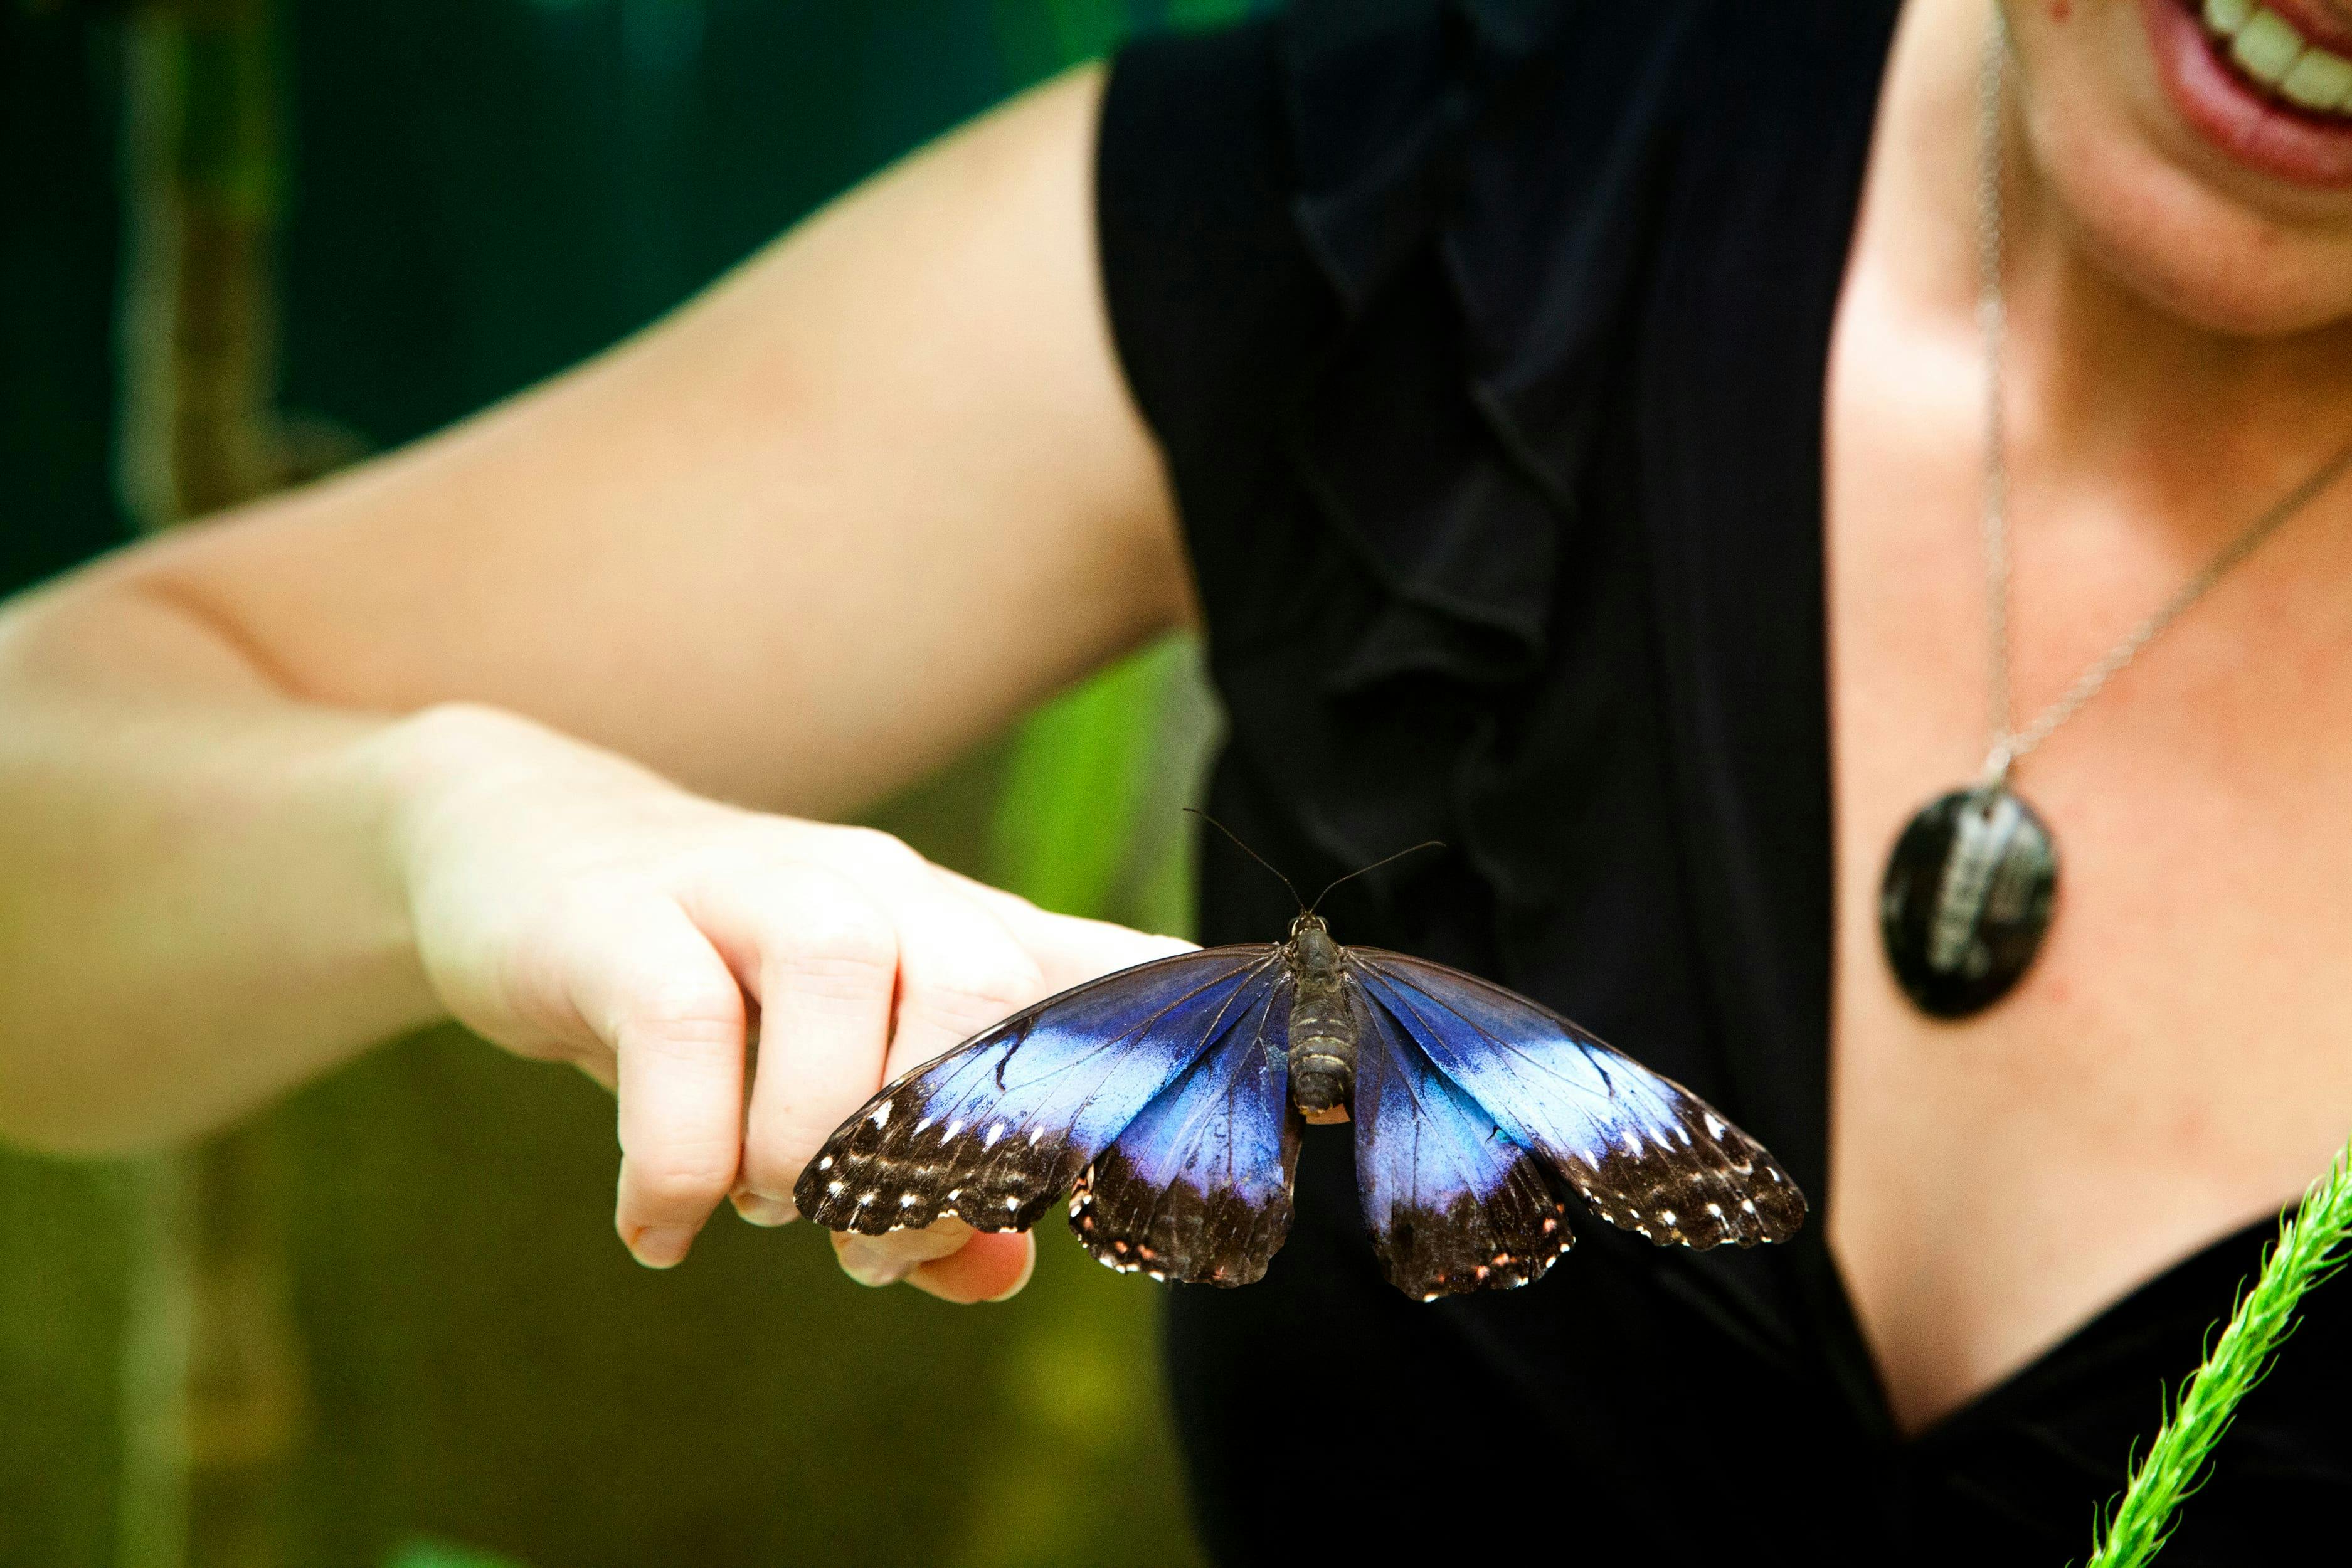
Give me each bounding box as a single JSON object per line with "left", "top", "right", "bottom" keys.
{"left": 796, "top": 917, "right": 1806, "bottom": 1300}
{"left": 1281, "top": 917, "right": 1355, "bottom": 1121}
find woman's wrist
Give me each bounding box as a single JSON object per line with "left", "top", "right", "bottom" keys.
{"left": 0, "top": 691, "right": 462, "bottom": 1152}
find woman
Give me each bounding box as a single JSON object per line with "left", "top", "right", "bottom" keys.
{"left": 4, "top": 0, "right": 2349, "bottom": 1557}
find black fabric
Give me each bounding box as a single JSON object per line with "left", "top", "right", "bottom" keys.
{"left": 1096, "top": 4, "right": 2352, "bottom": 1564}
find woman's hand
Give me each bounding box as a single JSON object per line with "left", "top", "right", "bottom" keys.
{"left": 391, "top": 703, "right": 1190, "bottom": 1301}
{"left": 0, "top": 63, "right": 1190, "bottom": 1283}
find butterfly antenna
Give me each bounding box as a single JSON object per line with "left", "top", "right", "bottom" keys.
{"left": 1184, "top": 808, "right": 1306, "bottom": 912}
{"left": 1306, "top": 840, "right": 1446, "bottom": 916}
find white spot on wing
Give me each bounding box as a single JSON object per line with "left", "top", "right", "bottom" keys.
{"left": 982, "top": 1121, "right": 1006, "bottom": 1149}
{"left": 869, "top": 1101, "right": 893, "bottom": 1129}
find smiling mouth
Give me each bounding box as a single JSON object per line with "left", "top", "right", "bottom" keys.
{"left": 2195, "top": 0, "right": 2352, "bottom": 119}
{"left": 2148, "top": 0, "right": 2352, "bottom": 185}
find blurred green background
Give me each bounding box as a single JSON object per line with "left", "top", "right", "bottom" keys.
{"left": 0, "top": 2, "right": 1261, "bottom": 1564}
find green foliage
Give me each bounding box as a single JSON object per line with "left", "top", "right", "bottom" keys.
{"left": 2085, "top": 1136, "right": 2352, "bottom": 1567}
{"left": 990, "top": 0, "right": 1259, "bottom": 83}
{"left": 990, "top": 637, "right": 1198, "bottom": 928}
{"left": 1163, "top": 0, "right": 1256, "bottom": 24}
{"left": 387, "top": 1540, "right": 531, "bottom": 1568}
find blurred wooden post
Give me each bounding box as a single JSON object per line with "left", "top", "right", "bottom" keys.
{"left": 114, "top": 4, "right": 309, "bottom": 1567}
{"left": 118, "top": 0, "right": 292, "bottom": 519}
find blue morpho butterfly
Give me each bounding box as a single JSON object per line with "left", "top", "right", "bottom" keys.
{"left": 796, "top": 820, "right": 1806, "bottom": 1300}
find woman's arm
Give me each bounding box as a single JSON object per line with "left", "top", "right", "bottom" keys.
{"left": 0, "top": 65, "right": 1187, "bottom": 1294}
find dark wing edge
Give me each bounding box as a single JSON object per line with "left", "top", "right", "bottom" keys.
{"left": 793, "top": 946, "right": 1283, "bottom": 1237}
{"left": 1067, "top": 970, "right": 1302, "bottom": 1288}
{"left": 1348, "top": 951, "right": 1807, "bottom": 1252}
{"left": 1350, "top": 991, "right": 1576, "bottom": 1301}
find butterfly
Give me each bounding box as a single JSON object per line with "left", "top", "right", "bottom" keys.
{"left": 794, "top": 837, "right": 1806, "bottom": 1300}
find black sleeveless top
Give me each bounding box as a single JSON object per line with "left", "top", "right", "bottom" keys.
{"left": 1095, "top": 4, "right": 2351, "bottom": 1564}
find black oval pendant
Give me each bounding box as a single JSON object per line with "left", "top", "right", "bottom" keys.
{"left": 1878, "top": 785, "right": 2058, "bottom": 1019}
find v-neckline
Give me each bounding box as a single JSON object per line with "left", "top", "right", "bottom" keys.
{"left": 1626, "top": 0, "right": 2314, "bottom": 1446}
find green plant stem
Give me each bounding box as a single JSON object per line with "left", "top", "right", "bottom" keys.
{"left": 2084, "top": 1136, "right": 2352, "bottom": 1567}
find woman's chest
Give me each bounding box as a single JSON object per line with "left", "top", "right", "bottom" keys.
{"left": 1821, "top": 280, "right": 2352, "bottom": 1431}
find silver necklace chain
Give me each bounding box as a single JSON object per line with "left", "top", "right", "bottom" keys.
{"left": 1974, "top": 17, "right": 2352, "bottom": 786}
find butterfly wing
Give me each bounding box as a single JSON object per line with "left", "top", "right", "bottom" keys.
{"left": 795, "top": 946, "right": 1283, "bottom": 1236}
{"left": 1069, "top": 968, "right": 1301, "bottom": 1288}
{"left": 1352, "top": 990, "right": 1577, "bottom": 1299}
{"left": 1348, "top": 950, "right": 1806, "bottom": 1251}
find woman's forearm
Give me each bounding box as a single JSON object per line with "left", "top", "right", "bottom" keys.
{"left": 0, "top": 564, "right": 1186, "bottom": 1299}
{"left": 0, "top": 577, "right": 441, "bottom": 1154}
{"left": 0, "top": 68, "right": 1188, "bottom": 1299}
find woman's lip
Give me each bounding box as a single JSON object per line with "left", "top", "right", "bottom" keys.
{"left": 2146, "top": 0, "right": 2352, "bottom": 186}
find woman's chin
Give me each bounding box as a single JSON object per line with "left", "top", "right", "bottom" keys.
{"left": 2008, "top": 0, "right": 2352, "bottom": 336}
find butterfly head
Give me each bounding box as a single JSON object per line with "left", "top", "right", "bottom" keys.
{"left": 1286, "top": 913, "right": 1339, "bottom": 972}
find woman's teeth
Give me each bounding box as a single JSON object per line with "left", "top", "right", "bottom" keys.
{"left": 2200, "top": 0, "right": 2352, "bottom": 112}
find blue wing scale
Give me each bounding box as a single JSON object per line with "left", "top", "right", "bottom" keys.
{"left": 1348, "top": 951, "right": 1806, "bottom": 1250}
{"left": 795, "top": 947, "right": 1282, "bottom": 1235}
{"left": 1068, "top": 973, "right": 1301, "bottom": 1287}
{"left": 1351, "top": 992, "right": 1575, "bottom": 1300}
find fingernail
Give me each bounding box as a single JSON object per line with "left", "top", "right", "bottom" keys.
{"left": 731, "top": 1192, "right": 797, "bottom": 1227}
{"left": 630, "top": 1225, "right": 695, "bottom": 1268}
{"left": 984, "top": 1241, "right": 1037, "bottom": 1303}
{"left": 836, "top": 1236, "right": 914, "bottom": 1288}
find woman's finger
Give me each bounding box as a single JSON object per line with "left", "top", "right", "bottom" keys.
{"left": 799, "top": 862, "right": 1051, "bottom": 1281}
{"left": 940, "top": 866, "right": 1195, "bottom": 991}
{"left": 683, "top": 865, "right": 898, "bottom": 1223}
{"left": 674, "top": 837, "right": 1170, "bottom": 1296}
{"left": 908, "top": 1229, "right": 1034, "bottom": 1303}
{"left": 569, "top": 898, "right": 750, "bottom": 1268}
{"left": 851, "top": 869, "right": 1185, "bottom": 1297}
{"left": 872, "top": 862, "right": 1047, "bottom": 1081}
{"left": 832, "top": 1223, "right": 1036, "bottom": 1303}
